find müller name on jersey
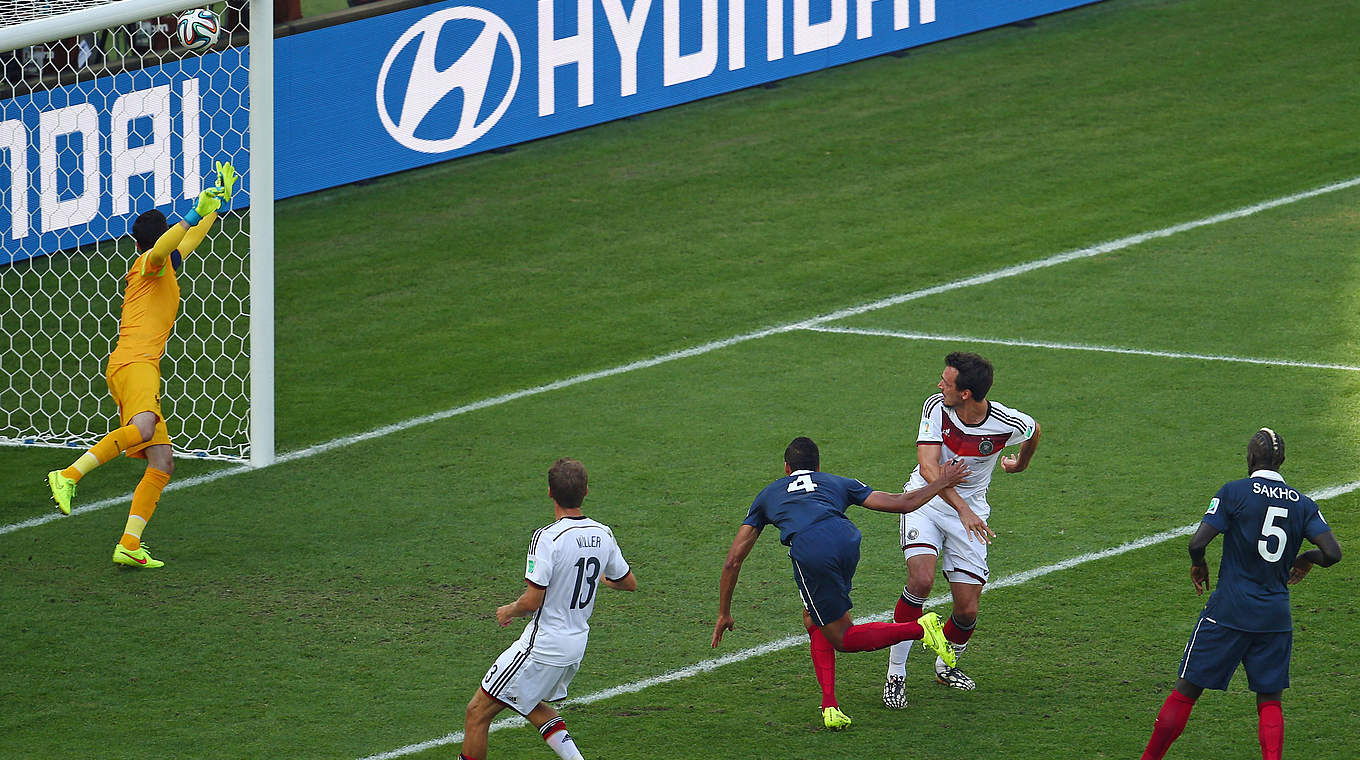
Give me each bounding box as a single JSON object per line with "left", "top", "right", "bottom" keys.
{"left": 577, "top": 535, "right": 602, "bottom": 548}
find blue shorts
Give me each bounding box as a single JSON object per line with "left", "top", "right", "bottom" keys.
{"left": 788, "top": 518, "right": 860, "bottom": 627}
{"left": 1179, "top": 614, "right": 1292, "bottom": 694}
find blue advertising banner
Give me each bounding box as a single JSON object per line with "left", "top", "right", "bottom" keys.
{"left": 1, "top": 0, "right": 1103, "bottom": 263}
{"left": 276, "top": 0, "right": 1104, "bottom": 198}
{"left": 0, "top": 49, "right": 249, "bottom": 264}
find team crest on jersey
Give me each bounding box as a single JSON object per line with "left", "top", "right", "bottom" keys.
{"left": 907, "top": 528, "right": 920, "bottom": 541}
{"left": 978, "top": 439, "right": 994, "bottom": 455}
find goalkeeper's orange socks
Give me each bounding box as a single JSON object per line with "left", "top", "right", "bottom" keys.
{"left": 118, "top": 467, "right": 170, "bottom": 552}
{"left": 62, "top": 423, "right": 144, "bottom": 482}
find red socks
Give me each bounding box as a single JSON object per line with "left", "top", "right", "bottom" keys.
{"left": 942, "top": 614, "right": 976, "bottom": 646}
{"left": 840, "top": 621, "right": 925, "bottom": 652}
{"left": 1141, "top": 689, "right": 1196, "bottom": 760}
{"left": 806, "top": 624, "right": 838, "bottom": 708}
{"left": 894, "top": 594, "right": 923, "bottom": 623}
{"left": 1258, "top": 700, "right": 1282, "bottom": 760}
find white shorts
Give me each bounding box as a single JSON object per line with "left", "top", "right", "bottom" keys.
{"left": 480, "top": 642, "right": 580, "bottom": 717}
{"left": 899, "top": 508, "right": 990, "bottom": 585}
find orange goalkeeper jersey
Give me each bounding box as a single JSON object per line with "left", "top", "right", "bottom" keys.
{"left": 107, "top": 252, "right": 180, "bottom": 368}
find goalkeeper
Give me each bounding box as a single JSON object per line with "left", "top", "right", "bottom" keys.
{"left": 47, "top": 161, "right": 237, "bottom": 569}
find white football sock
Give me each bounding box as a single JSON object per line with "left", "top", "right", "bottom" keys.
{"left": 887, "top": 639, "right": 914, "bottom": 677}
{"left": 542, "top": 720, "right": 584, "bottom": 760}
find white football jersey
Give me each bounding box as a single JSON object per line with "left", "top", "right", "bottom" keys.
{"left": 514, "top": 515, "right": 630, "bottom": 666}
{"left": 903, "top": 393, "right": 1036, "bottom": 521}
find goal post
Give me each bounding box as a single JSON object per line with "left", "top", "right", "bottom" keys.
{"left": 0, "top": 0, "right": 274, "bottom": 466}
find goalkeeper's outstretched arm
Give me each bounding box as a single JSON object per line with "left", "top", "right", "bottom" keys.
{"left": 143, "top": 161, "right": 237, "bottom": 272}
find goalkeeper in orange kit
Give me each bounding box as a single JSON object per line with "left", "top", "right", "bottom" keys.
{"left": 47, "top": 161, "right": 237, "bottom": 569}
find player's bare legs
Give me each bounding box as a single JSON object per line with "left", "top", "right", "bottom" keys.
{"left": 527, "top": 702, "right": 586, "bottom": 759}
{"left": 460, "top": 688, "right": 504, "bottom": 760}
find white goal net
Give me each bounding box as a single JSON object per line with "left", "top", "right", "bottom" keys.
{"left": 0, "top": 0, "right": 273, "bottom": 464}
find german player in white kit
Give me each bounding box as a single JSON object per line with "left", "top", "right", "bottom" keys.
{"left": 882, "top": 352, "right": 1041, "bottom": 708}
{"left": 460, "top": 459, "right": 637, "bottom": 760}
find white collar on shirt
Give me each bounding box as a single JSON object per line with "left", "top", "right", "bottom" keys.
{"left": 1250, "top": 469, "right": 1284, "bottom": 481}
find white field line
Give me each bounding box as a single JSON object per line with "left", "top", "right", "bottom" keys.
{"left": 357, "top": 478, "right": 1360, "bottom": 760}
{"left": 804, "top": 326, "right": 1360, "bottom": 372}
{"left": 5, "top": 175, "right": 1358, "bottom": 539}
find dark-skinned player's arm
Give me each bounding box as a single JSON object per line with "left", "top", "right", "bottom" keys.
{"left": 918, "top": 443, "right": 994, "bottom": 544}
{"left": 712, "top": 523, "right": 761, "bottom": 648}
{"left": 1187, "top": 522, "right": 1220, "bottom": 595}
{"left": 1289, "top": 530, "right": 1342, "bottom": 585}
{"left": 862, "top": 458, "right": 970, "bottom": 513}
{"left": 142, "top": 161, "right": 237, "bottom": 274}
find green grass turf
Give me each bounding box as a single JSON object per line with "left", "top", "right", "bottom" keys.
{"left": 2, "top": 0, "right": 1359, "bottom": 757}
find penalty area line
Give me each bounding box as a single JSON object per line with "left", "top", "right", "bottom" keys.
{"left": 4, "top": 175, "right": 1358, "bottom": 539}
{"left": 354, "top": 479, "right": 1359, "bottom": 760}
{"left": 803, "top": 326, "right": 1360, "bottom": 373}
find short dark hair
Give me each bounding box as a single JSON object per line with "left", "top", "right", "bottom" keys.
{"left": 784, "top": 436, "right": 820, "bottom": 472}
{"left": 548, "top": 458, "right": 588, "bottom": 509}
{"left": 946, "top": 351, "right": 994, "bottom": 400}
{"left": 132, "top": 210, "right": 169, "bottom": 252}
{"left": 1247, "top": 428, "right": 1285, "bottom": 473}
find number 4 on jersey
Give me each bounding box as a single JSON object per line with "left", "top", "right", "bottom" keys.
{"left": 787, "top": 474, "right": 817, "bottom": 494}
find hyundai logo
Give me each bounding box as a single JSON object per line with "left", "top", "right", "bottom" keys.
{"left": 376, "top": 7, "right": 520, "bottom": 153}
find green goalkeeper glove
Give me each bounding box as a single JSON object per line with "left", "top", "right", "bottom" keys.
{"left": 214, "top": 160, "right": 237, "bottom": 202}
{"left": 184, "top": 161, "right": 236, "bottom": 225}
{"left": 185, "top": 187, "right": 223, "bottom": 225}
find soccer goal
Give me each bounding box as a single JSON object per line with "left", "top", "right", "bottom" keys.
{"left": 0, "top": 0, "right": 273, "bottom": 466}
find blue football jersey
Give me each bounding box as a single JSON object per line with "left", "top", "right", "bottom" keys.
{"left": 744, "top": 470, "right": 874, "bottom": 546}
{"left": 1200, "top": 470, "right": 1330, "bottom": 632}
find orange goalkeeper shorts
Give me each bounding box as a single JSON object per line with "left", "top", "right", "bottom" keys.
{"left": 105, "top": 361, "right": 171, "bottom": 457}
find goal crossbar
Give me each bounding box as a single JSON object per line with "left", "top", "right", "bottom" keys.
{"left": 0, "top": 0, "right": 205, "bottom": 53}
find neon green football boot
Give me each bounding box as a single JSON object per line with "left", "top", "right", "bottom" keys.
{"left": 113, "top": 543, "right": 164, "bottom": 569}
{"left": 822, "top": 705, "right": 852, "bottom": 730}
{"left": 47, "top": 470, "right": 75, "bottom": 515}
{"left": 916, "top": 612, "right": 957, "bottom": 668}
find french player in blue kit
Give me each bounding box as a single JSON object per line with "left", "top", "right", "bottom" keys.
{"left": 1140, "top": 429, "right": 1341, "bottom": 760}
{"left": 711, "top": 437, "right": 970, "bottom": 729}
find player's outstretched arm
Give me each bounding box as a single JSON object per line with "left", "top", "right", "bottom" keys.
{"left": 1290, "top": 530, "right": 1342, "bottom": 584}
{"left": 142, "top": 162, "right": 235, "bottom": 272}
{"left": 712, "top": 524, "right": 760, "bottom": 647}
{"left": 862, "top": 458, "right": 970, "bottom": 514}
{"left": 174, "top": 161, "right": 238, "bottom": 260}
{"left": 602, "top": 571, "right": 637, "bottom": 591}
{"left": 1187, "top": 521, "right": 1220, "bottom": 595}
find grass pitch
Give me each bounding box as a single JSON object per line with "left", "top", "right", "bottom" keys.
{"left": 3, "top": 0, "right": 1359, "bottom": 757}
